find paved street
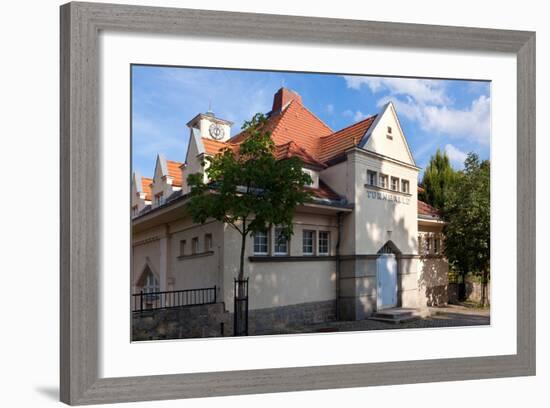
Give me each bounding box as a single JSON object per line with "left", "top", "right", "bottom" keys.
{"left": 258, "top": 304, "right": 490, "bottom": 335}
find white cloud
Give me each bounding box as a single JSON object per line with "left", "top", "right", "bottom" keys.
{"left": 326, "top": 104, "right": 335, "bottom": 114}
{"left": 422, "top": 95, "right": 490, "bottom": 144}
{"left": 445, "top": 144, "right": 468, "bottom": 168}
{"left": 343, "top": 75, "right": 491, "bottom": 146}
{"left": 343, "top": 76, "right": 450, "bottom": 105}
{"left": 376, "top": 94, "right": 490, "bottom": 145}
{"left": 342, "top": 109, "right": 370, "bottom": 122}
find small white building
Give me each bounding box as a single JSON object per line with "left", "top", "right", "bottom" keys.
{"left": 131, "top": 88, "right": 448, "bottom": 330}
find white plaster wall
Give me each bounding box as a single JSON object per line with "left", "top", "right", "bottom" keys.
{"left": 320, "top": 161, "right": 351, "bottom": 200}
{"left": 130, "top": 176, "right": 148, "bottom": 214}
{"left": 131, "top": 239, "right": 161, "bottom": 292}
{"left": 363, "top": 105, "right": 415, "bottom": 165}
{"left": 169, "top": 220, "right": 223, "bottom": 293}
{"left": 351, "top": 150, "right": 419, "bottom": 255}
{"left": 321, "top": 159, "right": 357, "bottom": 255}
{"left": 222, "top": 212, "right": 339, "bottom": 310}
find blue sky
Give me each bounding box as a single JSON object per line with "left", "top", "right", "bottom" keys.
{"left": 132, "top": 65, "right": 490, "bottom": 179}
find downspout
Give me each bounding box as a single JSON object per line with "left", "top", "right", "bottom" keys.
{"left": 335, "top": 212, "right": 343, "bottom": 320}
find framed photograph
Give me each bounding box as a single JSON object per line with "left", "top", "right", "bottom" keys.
{"left": 60, "top": 1, "right": 535, "bottom": 405}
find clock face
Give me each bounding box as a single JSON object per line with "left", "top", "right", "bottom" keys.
{"left": 209, "top": 123, "right": 225, "bottom": 140}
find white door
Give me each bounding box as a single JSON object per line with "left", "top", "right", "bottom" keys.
{"left": 377, "top": 254, "right": 397, "bottom": 310}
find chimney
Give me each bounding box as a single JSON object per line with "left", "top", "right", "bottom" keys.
{"left": 272, "top": 88, "right": 302, "bottom": 112}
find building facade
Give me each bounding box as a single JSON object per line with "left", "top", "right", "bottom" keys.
{"left": 131, "top": 88, "right": 448, "bottom": 330}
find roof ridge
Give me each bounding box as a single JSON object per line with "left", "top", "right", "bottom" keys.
{"left": 321, "top": 114, "right": 377, "bottom": 139}
{"left": 293, "top": 101, "right": 333, "bottom": 134}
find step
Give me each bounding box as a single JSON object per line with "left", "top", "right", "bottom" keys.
{"left": 368, "top": 315, "right": 420, "bottom": 324}
{"left": 373, "top": 310, "right": 414, "bottom": 319}
{"left": 368, "top": 308, "right": 422, "bottom": 324}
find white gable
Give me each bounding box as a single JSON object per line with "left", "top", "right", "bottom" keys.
{"left": 360, "top": 102, "right": 415, "bottom": 166}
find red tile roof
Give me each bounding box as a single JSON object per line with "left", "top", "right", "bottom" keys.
{"left": 166, "top": 160, "right": 183, "bottom": 187}
{"left": 318, "top": 115, "right": 377, "bottom": 163}
{"left": 230, "top": 90, "right": 333, "bottom": 158}
{"left": 202, "top": 138, "right": 231, "bottom": 155}
{"left": 141, "top": 177, "right": 153, "bottom": 201}
{"left": 418, "top": 200, "right": 442, "bottom": 218}
{"left": 310, "top": 180, "right": 341, "bottom": 201}
{"left": 274, "top": 141, "right": 326, "bottom": 168}
{"left": 227, "top": 88, "right": 379, "bottom": 165}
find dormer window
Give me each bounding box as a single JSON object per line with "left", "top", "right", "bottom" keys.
{"left": 302, "top": 168, "right": 315, "bottom": 187}
{"left": 154, "top": 192, "right": 164, "bottom": 206}
{"left": 386, "top": 126, "right": 393, "bottom": 140}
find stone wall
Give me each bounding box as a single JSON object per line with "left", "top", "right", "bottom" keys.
{"left": 247, "top": 300, "right": 336, "bottom": 335}
{"left": 132, "top": 300, "right": 337, "bottom": 340}
{"left": 448, "top": 279, "right": 491, "bottom": 305}
{"left": 132, "top": 303, "right": 230, "bottom": 341}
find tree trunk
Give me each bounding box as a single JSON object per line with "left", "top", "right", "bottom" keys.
{"left": 480, "top": 269, "right": 489, "bottom": 307}
{"left": 234, "top": 229, "right": 249, "bottom": 336}
{"left": 238, "top": 230, "right": 246, "bottom": 281}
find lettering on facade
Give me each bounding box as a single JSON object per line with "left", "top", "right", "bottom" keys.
{"left": 366, "top": 189, "right": 411, "bottom": 205}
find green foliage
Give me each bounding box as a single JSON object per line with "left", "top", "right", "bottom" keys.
{"left": 419, "top": 149, "right": 457, "bottom": 209}
{"left": 186, "top": 113, "right": 313, "bottom": 279}
{"left": 443, "top": 152, "right": 490, "bottom": 286}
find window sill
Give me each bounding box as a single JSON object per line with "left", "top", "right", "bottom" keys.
{"left": 364, "top": 184, "right": 412, "bottom": 197}
{"left": 249, "top": 255, "right": 336, "bottom": 262}
{"left": 177, "top": 251, "right": 214, "bottom": 260}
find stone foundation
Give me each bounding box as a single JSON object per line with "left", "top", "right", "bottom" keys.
{"left": 132, "top": 300, "right": 337, "bottom": 340}
{"left": 132, "top": 302, "right": 229, "bottom": 341}
{"left": 247, "top": 300, "right": 336, "bottom": 335}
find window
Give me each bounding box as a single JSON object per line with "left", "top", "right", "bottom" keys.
{"left": 273, "top": 227, "right": 289, "bottom": 255}
{"left": 367, "top": 170, "right": 378, "bottom": 186}
{"left": 425, "top": 236, "right": 432, "bottom": 253}
{"left": 179, "top": 240, "right": 186, "bottom": 256}
{"left": 253, "top": 230, "right": 268, "bottom": 255}
{"left": 386, "top": 126, "right": 393, "bottom": 140}
{"left": 401, "top": 179, "right": 410, "bottom": 194}
{"left": 434, "top": 237, "right": 440, "bottom": 254}
{"left": 192, "top": 237, "right": 199, "bottom": 254}
{"left": 303, "top": 230, "right": 315, "bottom": 255}
{"left": 204, "top": 234, "right": 212, "bottom": 251}
{"left": 132, "top": 205, "right": 139, "bottom": 217}
{"left": 391, "top": 176, "right": 399, "bottom": 191}
{"left": 379, "top": 174, "right": 388, "bottom": 189}
{"left": 318, "top": 231, "right": 330, "bottom": 255}
{"left": 142, "top": 269, "right": 160, "bottom": 294}
{"left": 302, "top": 168, "right": 314, "bottom": 187}
{"left": 154, "top": 192, "right": 164, "bottom": 206}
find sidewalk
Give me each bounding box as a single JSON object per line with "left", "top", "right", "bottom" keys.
{"left": 256, "top": 303, "right": 490, "bottom": 335}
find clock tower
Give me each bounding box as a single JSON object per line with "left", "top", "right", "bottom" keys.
{"left": 186, "top": 110, "right": 233, "bottom": 143}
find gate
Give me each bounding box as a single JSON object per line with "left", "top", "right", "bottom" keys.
{"left": 234, "top": 277, "right": 249, "bottom": 336}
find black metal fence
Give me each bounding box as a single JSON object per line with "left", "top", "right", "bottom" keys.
{"left": 234, "top": 278, "right": 249, "bottom": 336}
{"left": 132, "top": 286, "right": 217, "bottom": 312}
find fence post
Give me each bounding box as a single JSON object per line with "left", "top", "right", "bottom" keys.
{"left": 214, "top": 285, "right": 217, "bottom": 303}
{"left": 140, "top": 290, "right": 144, "bottom": 312}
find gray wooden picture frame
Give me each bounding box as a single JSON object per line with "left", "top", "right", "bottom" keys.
{"left": 60, "top": 1, "right": 536, "bottom": 405}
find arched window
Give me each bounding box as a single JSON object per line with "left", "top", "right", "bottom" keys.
{"left": 139, "top": 266, "right": 160, "bottom": 294}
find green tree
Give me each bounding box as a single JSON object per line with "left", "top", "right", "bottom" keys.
{"left": 186, "top": 113, "right": 313, "bottom": 282}
{"left": 419, "top": 149, "right": 457, "bottom": 209}
{"left": 443, "top": 153, "right": 490, "bottom": 306}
